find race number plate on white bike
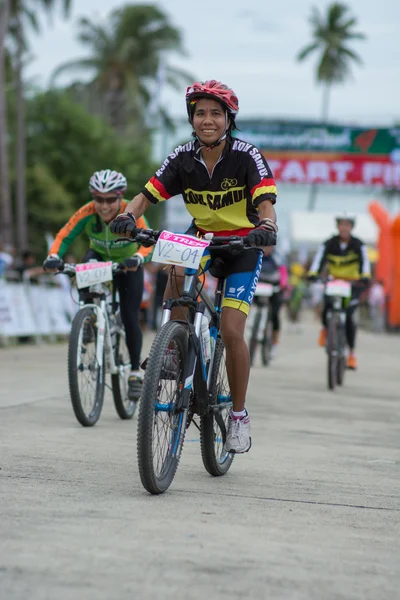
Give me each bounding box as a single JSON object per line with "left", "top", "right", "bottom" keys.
{"left": 75, "top": 261, "right": 113, "bottom": 289}
{"left": 325, "top": 280, "right": 351, "bottom": 298}
{"left": 254, "top": 282, "right": 274, "bottom": 297}
{"left": 152, "top": 231, "right": 211, "bottom": 269}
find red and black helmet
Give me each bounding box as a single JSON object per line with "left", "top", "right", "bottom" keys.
{"left": 186, "top": 80, "right": 239, "bottom": 122}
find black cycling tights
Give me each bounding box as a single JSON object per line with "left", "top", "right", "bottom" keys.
{"left": 83, "top": 250, "right": 144, "bottom": 370}
{"left": 322, "top": 292, "right": 360, "bottom": 351}
{"left": 270, "top": 291, "right": 282, "bottom": 333}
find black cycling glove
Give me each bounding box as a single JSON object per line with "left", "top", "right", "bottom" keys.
{"left": 43, "top": 256, "right": 64, "bottom": 271}
{"left": 110, "top": 212, "right": 136, "bottom": 236}
{"left": 123, "top": 255, "right": 143, "bottom": 269}
{"left": 248, "top": 225, "right": 277, "bottom": 247}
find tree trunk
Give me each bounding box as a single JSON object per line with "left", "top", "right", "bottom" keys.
{"left": 321, "top": 83, "right": 330, "bottom": 124}
{"left": 15, "top": 13, "right": 27, "bottom": 251}
{"left": 0, "top": 0, "right": 13, "bottom": 246}
{"left": 307, "top": 83, "right": 331, "bottom": 211}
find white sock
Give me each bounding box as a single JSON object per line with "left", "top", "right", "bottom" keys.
{"left": 232, "top": 409, "right": 246, "bottom": 419}
{"left": 129, "top": 370, "right": 141, "bottom": 378}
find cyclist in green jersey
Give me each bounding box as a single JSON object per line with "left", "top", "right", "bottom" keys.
{"left": 44, "top": 170, "right": 152, "bottom": 401}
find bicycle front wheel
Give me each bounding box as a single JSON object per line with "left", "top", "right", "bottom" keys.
{"left": 137, "top": 320, "right": 189, "bottom": 494}
{"left": 201, "top": 337, "right": 234, "bottom": 476}
{"left": 327, "top": 317, "right": 338, "bottom": 390}
{"left": 112, "top": 329, "right": 136, "bottom": 419}
{"left": 336, "top": 325, "right": 346, "bottom": 386}
{"left": 261, "top": 316, "right": 273, "bottom": 366}
{"left": 249, "top": 308, "right": 261, "bottom": 367}
{"left": 68, "top": 306, "right": 105, "bottom": 426}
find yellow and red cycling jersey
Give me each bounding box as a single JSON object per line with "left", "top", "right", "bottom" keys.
{"left": 142, "top": 137, "right": 277, "bottom": 236}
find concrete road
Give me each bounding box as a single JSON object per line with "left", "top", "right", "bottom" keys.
{"left": 0, "top": 316, "right": 399, "bottom": 600}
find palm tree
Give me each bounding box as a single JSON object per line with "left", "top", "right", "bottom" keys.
{"left": 297, "top": 2, "right": 366, "bottom": 122}
{"left": 8, "top": 0, "right": 72, "bottom": 251}
{"left": 0, "top": 0, "right": 13, "bottom": 246}
{"left": 52, "top": 4, "right": 192, "bottom": 135}
{"left": 297, "top": 3, "right": 366, "bottom": 210}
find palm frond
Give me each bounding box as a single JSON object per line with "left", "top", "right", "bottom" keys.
{"left": 339, "top": 46, "right": 363, "bottom": 64}
{"left": 50, "top": 58, "right": 99, "bottom": 84}
{"left": 297, "top": 41, "right": 319, "bottom": 62}
{"left": 165, "top": 65, "right": 194, "bottom": 86}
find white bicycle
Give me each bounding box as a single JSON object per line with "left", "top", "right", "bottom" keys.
{"left": 248, "top": 281, "right": 280, "bottom": 367}
{"left": 55, "top": 260, "right": 135, "bottom": 426}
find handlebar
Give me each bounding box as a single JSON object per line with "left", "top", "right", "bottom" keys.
{"left": 53, "top": 262, "right": 133, "bottom": 277}
{"left": 309, "top": 275, "right": 368, "bottom": 288}
{"left": 116, "top": 228, "right": 255, "bottom": 251}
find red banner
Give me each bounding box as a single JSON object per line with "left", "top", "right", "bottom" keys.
{"left": 263, "top": 152, "right": 400, "bottom": 188}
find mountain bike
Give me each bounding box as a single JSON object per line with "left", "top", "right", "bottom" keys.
{"left": 248, "top": 281, "right": 280, "bottom": 367}
{"left": 54, "top": 260, "right": 136, "bottom": 426}
{"left": 323, "top": 278, "right": 352, "bottom": 390}
{"left": 131, "top": 228, "right": 257, "bottom": 495}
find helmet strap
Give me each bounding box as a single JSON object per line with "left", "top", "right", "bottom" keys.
{"left": 194, "top": 113, "right": 230, "bottom": 153}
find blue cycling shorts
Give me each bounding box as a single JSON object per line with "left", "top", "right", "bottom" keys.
{"left": 199, "top": 246, "right": 262, "bottom": 316}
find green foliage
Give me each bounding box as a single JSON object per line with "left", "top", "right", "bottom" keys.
{"left": 52, "top": 4, "right": 193, "bottom": 134}
{"left": 297, "top": 3, "right": 366, "bottom": 85}
{"left": 21, "top": 89, "right": 155, "bottom": 256}
{"left": 8, "top": 0, "right": 73, "bottom": 50}
{"left": 26, "top": 162, "right": 75, "bottom": 255}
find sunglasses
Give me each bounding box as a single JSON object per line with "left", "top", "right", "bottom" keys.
{"left": 93, "top": 196, "right": 120, "bottom": 205}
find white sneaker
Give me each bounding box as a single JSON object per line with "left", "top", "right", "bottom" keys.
{"left": 270, "top": 344, "right": 278, "bottom": 360}
{"left": 224, "top": 412, "right": 251, "bottom": 453}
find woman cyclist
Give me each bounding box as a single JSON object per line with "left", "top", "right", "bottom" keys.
{"left": 43, "top": 170, "right": 152, "bottom": 402}
{"left": 110, "top": 80, "right": 278, "bottom": 453}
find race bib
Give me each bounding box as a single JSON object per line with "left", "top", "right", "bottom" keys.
{"left": 75, "top": 261, "right": 113, "bottom": 289}
{"left": 325, "top": 280, "right": 351, "bottom": 298}
{"left": 152, "top": 231, "right": 210, "bottom": 269}
{"left": 254, "top": 282, "right": 274, "bottom": 297}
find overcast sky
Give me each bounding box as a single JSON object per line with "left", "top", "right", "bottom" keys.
{"left": 26, "top": 0, "right": 400, "bottom": 126}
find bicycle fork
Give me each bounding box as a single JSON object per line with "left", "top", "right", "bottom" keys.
{"left": 86, "top": 301, "right": 118, "bottom": 374}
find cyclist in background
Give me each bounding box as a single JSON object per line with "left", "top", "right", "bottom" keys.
{"left": 110, "top": 80, "right": 278, "bottom": 453}
{"left": 286, "top": 262, "right": 306, "bottom": 332}
{"left": 308, "top": 212, "right": 371, "bottom": 370}
{"left": 43, "top": 170, "right": 152, "bottom": 402}
{"left": 258, "top": 246, "right": 287, "bottom": 358}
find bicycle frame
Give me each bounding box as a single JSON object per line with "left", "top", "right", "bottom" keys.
{"left": 325, "top": 289, "right": 349, "bottom": 352}
{"left": 251, "top": 283, "right": 279, "bottom": 340}
{"left": 76, "top": 280, "right": 121, "bottom": 376}
{"left": 160, "top": 267, "right": 225, "bottom": 414}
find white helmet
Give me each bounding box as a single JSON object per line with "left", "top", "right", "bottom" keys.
{"left": 89, "top": 170, "right": 127, "bottom": 194}
{"left": 335, "top": 211, "right": 356, "bottom": 226}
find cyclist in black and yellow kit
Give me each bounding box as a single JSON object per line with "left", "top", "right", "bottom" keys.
{"left": 110, "top": 80, "right": 278, "bottom": 454}
{"left": 308, "top": 212, "right": 371, "bottom": 370}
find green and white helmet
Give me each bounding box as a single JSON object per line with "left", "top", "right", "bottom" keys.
{"left": 89, "top": 170, "right": 127, "bottom": 194}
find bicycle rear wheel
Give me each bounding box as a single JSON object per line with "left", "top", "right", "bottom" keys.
{"left": 137, "top": 320, "right": 189, "bottom": 494}
{"left": 327, "top": 317, "right": 338, "bottom": 390}
{"left": 200, "top": 337, "right": 234, "bottom": 476}
{"left": 112, "top": 328, "right": 136, "bottom": 419}
{"left": 68, "top": 306, "right": 105, "bottom": 426}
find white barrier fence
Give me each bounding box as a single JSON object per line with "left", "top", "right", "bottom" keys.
{"left": 0, "top": 275, "right": 79, "bottom": 343}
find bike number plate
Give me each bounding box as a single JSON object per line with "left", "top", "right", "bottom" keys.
{"left": 152, "top": 231, "right": 210, "bottom": 269}
{"left": 325, "top": 280, "right": 351, "bottom": 298}
{"left": 75, "top": 261, "right": 113, "bottom": 289}
{"left": 255, "top": 282, "right": 274, "bottom": 297}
